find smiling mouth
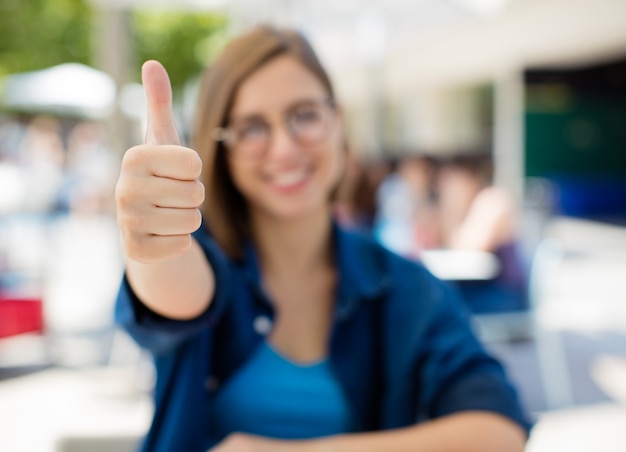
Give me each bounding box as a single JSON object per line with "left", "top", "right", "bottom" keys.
{"left": 271, "top": 168, "right": 309, "bottom": 188}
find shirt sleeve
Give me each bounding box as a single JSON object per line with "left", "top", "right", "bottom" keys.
{"left": 416, "top": 277, "right": 534, "bottom": 435}
{"left": 114, "top": 223, "right": 232, "bottom": 355}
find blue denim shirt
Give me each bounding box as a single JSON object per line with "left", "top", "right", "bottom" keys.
{"left": 115, "top": 222, "right": 532, "bottom": 452}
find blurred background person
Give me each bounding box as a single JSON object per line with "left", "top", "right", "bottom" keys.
{"left": 400, "top": 154, "right": 440, "bottom": 253}
{"left": 435, "top": 153, "right": 528, "bottom": 314}
{"left": 373, "top": 154, "right": 439, "bottom": 258}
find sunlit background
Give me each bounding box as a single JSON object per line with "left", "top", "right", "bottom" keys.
{"left": 1, "top": 0, "right": 626, "bottom": 451}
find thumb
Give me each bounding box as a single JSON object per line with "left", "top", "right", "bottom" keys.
{"left": 142, "top": 60, "right": 181, "bottom": 145}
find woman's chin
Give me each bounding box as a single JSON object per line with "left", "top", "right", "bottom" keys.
{"left": 256, "top": 199, "right": 329, "bottom": 223}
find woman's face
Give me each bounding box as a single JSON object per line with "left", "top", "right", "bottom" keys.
{"left": 225, "top": 55, "right": 344, "bottom": 223}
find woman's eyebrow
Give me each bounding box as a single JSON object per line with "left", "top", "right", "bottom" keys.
{"left": 228, "top": 112, "right": 265, "bottom": 125}
{"left": 287, "top": 97, "right": 322, "bottom": 109}
{"left": 229, "top": 97, "right": 323, "bottom": 123}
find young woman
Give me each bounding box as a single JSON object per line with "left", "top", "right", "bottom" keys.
{"left": 114, "top": 25, "right": 531, "bottom": 452}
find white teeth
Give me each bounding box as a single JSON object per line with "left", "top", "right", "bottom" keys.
{"left": 273, "top": 169, "right": 306, "bottom": 187}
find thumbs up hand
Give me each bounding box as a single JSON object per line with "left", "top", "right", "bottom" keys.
{"left": 115, "top": 60, "right": 205, "bottom": 264}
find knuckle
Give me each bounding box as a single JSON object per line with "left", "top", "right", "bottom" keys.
{"left": 190, "top": 180, "right": 205, "bottom": 206}
{"left": 114, "top": 184, "right": 134, "bottom": 208}
{"left": 126, "top": 212, "right": 146, "bottom": 232}
{"left": 122, "top": 145, "right": 147, "bottom": 168}
{"left": 116, "top": 174, "right": 155, "bottom": 210}
{"left": 193, "top": 209, "right": 203, "bottom": 230}
{"left": 186, "top": 208, "right": 202, "bottom": 232}
{"left": 123, "top": 232, "right": 150, "bottom": 261}
{"left": 118, "top": 211, "right": 146, "bottom": 237}
{"left": 186, "top": 148, "right": 203, "bottom": 179}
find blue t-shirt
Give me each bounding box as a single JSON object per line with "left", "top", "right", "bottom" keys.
{"left": 208, "top": 340, "right": 353, "bottom": 446}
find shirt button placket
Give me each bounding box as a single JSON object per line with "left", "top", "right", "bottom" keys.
{"left": 253, "top": 315, "right": 273, "bottom": 335}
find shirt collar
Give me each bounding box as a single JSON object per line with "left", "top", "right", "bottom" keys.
{"left": 239, "top": 221, "right": 390, "bottom": 318}
{"left": 333, "top": 222, "right": 391, "bottom": 319}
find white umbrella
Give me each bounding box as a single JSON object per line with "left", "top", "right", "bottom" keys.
{"left": 0, "top": 63, "right": 116, "bottom": 120}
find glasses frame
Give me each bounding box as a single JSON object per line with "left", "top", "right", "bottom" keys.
{"left": 211, "top": 97, "right": 337, "bottom": 158}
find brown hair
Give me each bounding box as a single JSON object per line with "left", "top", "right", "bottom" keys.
{"left": 190, "top": 25, "right": 337, "bottom": 259}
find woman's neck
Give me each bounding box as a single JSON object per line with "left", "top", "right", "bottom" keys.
{"left": 251, "top": 207, "right": 334, "bottom": 277}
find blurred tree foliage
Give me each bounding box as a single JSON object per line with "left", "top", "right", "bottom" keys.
{"left": 0, "top": 0, "right": 92, "bottom": 76}
{"left": 0, "top": 0, "right": 228, "bottom": 90}
{"left": 133, "top": 11, "right": 229, "bottom": 91}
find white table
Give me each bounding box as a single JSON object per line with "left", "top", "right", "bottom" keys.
{"left": 420, "top": 249, "right": 500, "bottom": 281}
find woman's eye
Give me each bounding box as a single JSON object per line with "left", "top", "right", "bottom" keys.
{"left": 237, "top": 122, "right": 267, "bottom": 140}
{"left": 292, "top": 107, "right": 321, "bottom": 124}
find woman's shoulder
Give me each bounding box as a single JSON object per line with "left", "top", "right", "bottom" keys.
{"left": 338, "top": 225, "right": 450, "bottom": 305}
{"left": 341, "top": 230, "right": 471, "bottom": 350}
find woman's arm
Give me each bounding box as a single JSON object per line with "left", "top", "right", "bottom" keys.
{"left": 116, "top": 60, "right": 215, "bottom": 320}
{"left": 317, "top": 411, "right": 526, "bottom": 452}
{"left": 125, "top": 238, "right": 215, "bottom": 320}
{"left": 450, "top": 186, "right": 517, "bottom": 252}
{"left": 210, "top": 411, "right": 526, "bottom": 452}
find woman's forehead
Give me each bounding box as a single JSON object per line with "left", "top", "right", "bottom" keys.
{"left": 230, "top": 55, "right": 328, "bottom": 118}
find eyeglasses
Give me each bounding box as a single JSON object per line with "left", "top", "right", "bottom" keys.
{"left": 212, "top": 98, "right": 337, "bottom": 158}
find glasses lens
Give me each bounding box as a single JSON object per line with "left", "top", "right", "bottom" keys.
{"left": 223, "top": 100, "right": 334, "bottom": 158}
{"left": 230, "top": 120, "right": 269, "bottom": 156}
{"left": 289, "top": 102, "right": 330, "bottom": 145}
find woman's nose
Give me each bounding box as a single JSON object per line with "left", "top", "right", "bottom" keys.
{"left": 265, "top": 123, "right": 300, "bottom": 160}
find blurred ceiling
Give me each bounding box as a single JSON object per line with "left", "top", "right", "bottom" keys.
{"left": 89, "top": 0, "right": 511, "bottom": 71}
{"left": 89, "top": 0, "right": 626, "bottom": 92}
{"left": 384, "top": 0, "right": 626, "bottom": 93}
